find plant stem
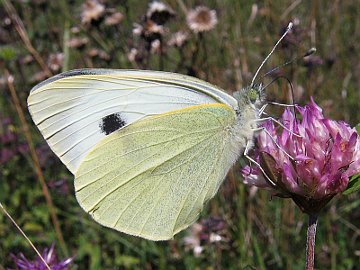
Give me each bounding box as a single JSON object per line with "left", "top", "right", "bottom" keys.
{"left": 3, "top": 0, "right": 52, "bottom": 77}
{"left": 0, "top": 203, "right": 51, "bottom": 270}
{"left": 5, "top": 70, "right": 69, "bottom": 257}
{"left": 306, "top": 214, "right": 318, "bottom": 270}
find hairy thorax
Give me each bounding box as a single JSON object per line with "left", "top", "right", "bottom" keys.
{"left": 224, "top": 105, "right": 259, "bottom": 167}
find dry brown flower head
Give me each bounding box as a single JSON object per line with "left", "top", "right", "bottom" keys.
{"left": 81, "top": 0, "right": 105, "bottom": 25}
{"left": 187, "top": 6, "right": 218, "bottom": 33}
{"left": 105, "top": 12, "right": 124, "bottom": 26}
{"left": 168, "top": 31, "right": 189, "bottom": 47}
{"left": 147, "top": 1, "right": 175, "bottom": 25}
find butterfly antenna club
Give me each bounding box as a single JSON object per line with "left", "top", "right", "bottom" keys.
{"left": 263, "top": 47, "right": 317, "bottom": 78}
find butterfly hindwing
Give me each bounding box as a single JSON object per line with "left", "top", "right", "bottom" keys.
{"left": 27, "top": 69, "right": 238, "bottom": 174}
{"left": 74, "top": 104, "right": 237, "bottom": 240}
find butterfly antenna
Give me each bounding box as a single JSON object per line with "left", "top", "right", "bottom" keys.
{"left": 261, "top": 48, "right": 317, "bottom": 114}
{"left": 250, "top": 22, "right": 294, "bottom": 87}
{"left": 262, "top": 75, "right": 297, "bottom": 114}
{"left": 262, "top": 75, "right": 295, "bottom": 102}
{"left": 263, "top": 47, "right": 317, "bottom": 78}
{"left": 0, "top": 202, "right": 51, "bottom": 270}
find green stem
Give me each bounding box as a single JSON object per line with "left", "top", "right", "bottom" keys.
{"left": 306, "top": 214, "right": 318, "bottom": 270}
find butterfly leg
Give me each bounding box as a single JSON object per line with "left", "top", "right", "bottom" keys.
{"left": 252, "top": 127, "right": 296, "bottom": 161}
{"left": 258, "top": 102, "right": 296, "bottom": 117}
{"left": 243, "top": 141, "right": 276, "bottom": 186}
{"left": 253, "top": 117, "right": 302, "bottom": 137}
{"left": 268, "top": 101, "right": 297, "bottom": 107}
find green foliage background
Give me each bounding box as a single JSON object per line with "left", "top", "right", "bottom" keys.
{"left": 0, "top": 0, "right": 359, "bottom": 269}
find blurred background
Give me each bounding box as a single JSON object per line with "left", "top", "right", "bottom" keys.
{"left": 0, "top": 0, "right": 359, "bottom": 269}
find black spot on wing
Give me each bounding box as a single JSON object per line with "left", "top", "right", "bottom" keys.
{"left": 100, "top": 113, "right": 126, "bottom": 135}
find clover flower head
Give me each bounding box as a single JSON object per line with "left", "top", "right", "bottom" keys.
{"left": 242, "top": 98, "right": 360, "bottom": 213}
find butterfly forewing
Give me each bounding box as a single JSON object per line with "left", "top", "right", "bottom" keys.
{"left": 28, "top": 69, "right": 238, "bottom": 174}
{"left": 74, "top": 104, "right": 237, "bottom": 240}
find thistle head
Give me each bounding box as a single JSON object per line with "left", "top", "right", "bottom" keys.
{"left": 10, "top": 244, "right": 73, "bottom": 270}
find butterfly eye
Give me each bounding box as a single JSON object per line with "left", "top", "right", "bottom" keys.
{"left": 248, "top": 88, "right": 258, "bottom": 103}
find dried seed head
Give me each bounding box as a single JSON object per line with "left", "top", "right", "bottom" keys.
{"left": 168, "top": 31, "right": 189, "bottom": 48}
{"left": 67, "top": 37, "right": 89, "bottom": 49}
{"left": 81, "top": 0, "right": 105, "bottom": 25}
{"left": 133, "top": 20, "right": 165, "bottom": 43}
{"left": 150, "top": 39, "right": 161, "bottom": 54}
{"left": 146, "top": 1, "right": 175, "bottom": 25}
{"left": 86, "top": 48, "right": 110, "bottom": 61}
{"left": 186, "top": 6, "right": 218, "bottom": 33}
{"left": 47, "top": 53, "right": 64, "bottom": 72}
{"left": 104, "top": 12, "right": 124, "bottom": 26}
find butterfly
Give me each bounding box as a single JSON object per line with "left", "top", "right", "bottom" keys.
{"left": 27, "top": 23, "right": 293, "bottom": 241}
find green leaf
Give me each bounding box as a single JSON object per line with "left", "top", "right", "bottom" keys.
{"left": 0, "top": 46, "right": 17, "bottom": 61}
{"left": 343, "top": 173, "right": 360, "bottom": 195}
{"left": 115, "top": 255, "right": 140, "bottom": 268}
{"left": 344, "top": 123, "right": 360, "bottom": 195}
{"left": 23, "top": 222, "right": 43, "bottom": 233}
{"left": 356, "top": 123, "right": 360, "bottom": 134}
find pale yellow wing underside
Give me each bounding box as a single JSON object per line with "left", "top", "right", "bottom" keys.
{"left": 75, "top": 104, "right": 238, "bottom": 240}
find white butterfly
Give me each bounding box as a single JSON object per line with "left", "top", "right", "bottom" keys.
{"left": 28, "top": 23, "right": 293, "bottom": 240}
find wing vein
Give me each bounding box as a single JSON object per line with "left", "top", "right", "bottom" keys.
{"left": 82, "top": 132, "right": 216, "bottom": 211}
{"left": 77, "top": 127, "right": 222, "bottom": 177}
{"left": 171, "top": 138, "right": 216, "bottom": 233}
